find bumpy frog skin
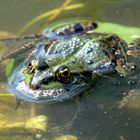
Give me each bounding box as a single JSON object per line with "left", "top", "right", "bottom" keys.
{"left": 8, "top": 21, "right": 140, "bottom": 103}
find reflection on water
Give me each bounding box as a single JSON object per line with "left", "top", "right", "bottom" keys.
{"left": 0, "top": 0, "right": 140, "bottom": 140}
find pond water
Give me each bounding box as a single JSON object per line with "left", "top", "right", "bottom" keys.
{"left": 0, "top": 0, "right": 140, "bottom": 140}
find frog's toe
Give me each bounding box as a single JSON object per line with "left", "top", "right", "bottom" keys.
{"left": 126, "top": 38, "right": 140, "bottom": 65}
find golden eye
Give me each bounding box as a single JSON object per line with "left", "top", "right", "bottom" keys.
{"left": 59, "top": 67, "right": 70, "bottom": 77}
{"left": 56, "top": 66, "right": 70, "bottom": 83}
{"left": 26, "top": 60, "right": 36, "bottom": 74}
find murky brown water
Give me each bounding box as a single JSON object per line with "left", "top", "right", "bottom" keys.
{"left": 0, "top": 0, "right": 140, "bottom": 140}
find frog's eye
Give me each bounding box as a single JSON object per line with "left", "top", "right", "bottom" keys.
{"left": 55, "top": 66, "right": 70, "bottom": 83}
{"left": 26, "top": 60, "right": 48, "bottom": 74}
{"left": 26, "top": 61, "right": 36, "bottom": 74}
{"left": 57, "top": 66, "right": 70, "bottom": 77}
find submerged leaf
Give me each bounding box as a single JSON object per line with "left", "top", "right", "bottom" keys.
{"left": 96, "top": 22, "right": 140, "bottom": 42}
{"left": 0, "top": 31, "right": 14, "bottom": 38}
{"left": 0, "top": 114, "right": 48, "bottom": 134}
{"left": 25, "top": 115, "right": 48, "bottom": 133}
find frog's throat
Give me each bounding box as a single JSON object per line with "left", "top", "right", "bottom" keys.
{"left": 16, "top": 80, "right": 68, "bottom": 99}
{"left": 13, "top": 73, "right": 91, "bottom": 102}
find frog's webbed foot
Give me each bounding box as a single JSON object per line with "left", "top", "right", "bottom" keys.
{"left": 115, "top": 58, "right": 132, "bottom": 76}
{"left": 0, "top": 42, "right": 36, "bottom": 62}
{"left": 127, "top": 38, "right": 140, "bottom": 62}
{"left": 115, "top": 38, "right": 140, "bottom": 76}
{"left": 0, "top": 33, "right": 44, "bottom": 62}
{"left": 115, "top": 65, "right": 129, "bottom": 76}
{"left": 92, "top": 71, "right": 113, "bottom": 80}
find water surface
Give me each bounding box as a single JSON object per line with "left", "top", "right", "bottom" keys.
{"left": 0, "top": 0, "right": 140, "bottom": 140}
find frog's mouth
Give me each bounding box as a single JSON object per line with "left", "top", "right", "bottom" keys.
{"left": 9, "top": 66, "right": 95, "bottom": 103}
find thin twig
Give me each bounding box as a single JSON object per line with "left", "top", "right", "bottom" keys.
{"left": 118, "top": 90, "right": 135, "bottom": 108}
{"left": 41, "top": 0, "right": 72, "bottom": 28}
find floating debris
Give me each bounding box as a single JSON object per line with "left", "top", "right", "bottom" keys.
{"left": 118, "top": 90, "right": 137, "bottom": 108}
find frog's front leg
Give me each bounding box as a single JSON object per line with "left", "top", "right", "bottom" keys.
{"left": 91, "top": 33, "right": 129, "bottom": 77}
{"left": 44, "top": 21, "right": 98, "bottom": 40}
{"left": 104, "top": 33, "right": 130, "bottom": 76}
{"left": 0, "top": 42, "right": 36, "bottom": 62}
{"left": 91, "top": 66, "right": 115, "bottom": 80}
{"left": 0, "top": 33, "right": 44, "bottom": 62}
{"left": 115, "top": 38, "right": 140, "bottom": 76}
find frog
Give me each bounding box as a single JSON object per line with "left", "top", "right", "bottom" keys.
{"left": 2, "top": 20, "right": 140, "bottom": 103}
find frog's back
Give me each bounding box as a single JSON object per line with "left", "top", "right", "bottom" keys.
{"left": 43, "top": 35, "right": 92, "bottom": 66}
{"left": 41, "top": 34, "right": 113, "bottom": 73}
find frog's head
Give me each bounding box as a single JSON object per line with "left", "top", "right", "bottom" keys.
{"left": 11, "top": 59, "right": 95, "bottom": 103}
{"left": 28, "top": 59, "right": 72, "bottom": 89}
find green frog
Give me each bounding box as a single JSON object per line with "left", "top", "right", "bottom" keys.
{"left": 2, "top": 20, "right": 140, "bottom": 103}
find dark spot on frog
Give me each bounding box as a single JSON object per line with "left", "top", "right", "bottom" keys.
{"left": 53, "top": 91, "right": 58, "bottom": 96}
{"left": 86, "top": 47, "right": 93, "bottom": 53}
{"left": 112, "top": 45, "right": 117, "bottom": 54}
{"left": 57, "top": 32, "right": 65, "bottom": 36}
{"left": 105, "top": 34, "right": 119, "bottom": 43}
{"left": 91, "top": 22, "right": 98, "bottom": 29}
{"left": 74, "top": 23, "right": 84, "bottom": 33}
{"left": 57, "top": 90, "right": 62, "bottom": 94}
{"left": 115, "top": 54, "right": 126, "bottom": 64}
{"left": 42, "top": 76, "right": 54, "bottom": 85}
{"left": 69, "top": 61, "right": 76, "bottom": 65}
{"left": 111, "top": 58, "right": 117, "bottom": 65}
{"left": 102, "top": 50, "right": 110, "bottom": 58}
{"left": 53, "top": 50, "right": 62, "bottom": 54}
{"left": 36, "top": 60, "right": 49, "bottom": 71}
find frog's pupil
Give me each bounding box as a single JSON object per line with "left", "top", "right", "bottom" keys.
{"left": 28, "top": 62, "right": 32, "bottom": 66}
{"left": 61, "top": 70, "right": 69, "bottom": 77}
{"left": 102, "top": 50, "right": 110, "bottom": 57}
{"left": 55, "top": 66, "right": 71, "bottom": 83}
